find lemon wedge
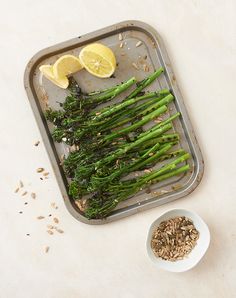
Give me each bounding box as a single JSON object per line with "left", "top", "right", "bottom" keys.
{"left": 79, "top": 43, "right": 116, "bottom": 78}
{"left": 39, "top": 65, "right": 69, "bottom": 89}
{"left": 53, "top": 54, "right": 83, "bottom": 79}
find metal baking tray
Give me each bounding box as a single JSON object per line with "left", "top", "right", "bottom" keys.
{"left": 24, "top": 20, "right": 204, "bottom": 224}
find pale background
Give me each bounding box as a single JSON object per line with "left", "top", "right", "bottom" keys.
{"left": 0, "top": 0, "right": 236, "bottom": 297}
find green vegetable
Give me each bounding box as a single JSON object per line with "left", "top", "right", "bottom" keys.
{"left": 45, "top": 69, "right": 191, "bottom": 219}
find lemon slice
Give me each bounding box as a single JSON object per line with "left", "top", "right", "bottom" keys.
{"left": 39, "top": 65, "right": 69, "bottom": 89}
{"left": 53, "top": 55, "right": 83, "bottom": 79}
{"left": 79, "top": 43, "right": 116, "bottom": 78}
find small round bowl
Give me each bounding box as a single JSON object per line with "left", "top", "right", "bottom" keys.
{"left": 146, "top": 209, "right": 210, "bottom": 272}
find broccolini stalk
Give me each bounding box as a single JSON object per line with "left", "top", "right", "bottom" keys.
{"left": 126, "top": 67, "right": 164, "bottom": 99}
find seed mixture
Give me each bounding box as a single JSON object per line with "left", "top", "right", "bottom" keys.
{"left": 151, "top": 216, "right": 199, "bottom": 262}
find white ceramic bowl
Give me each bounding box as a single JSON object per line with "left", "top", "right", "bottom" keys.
{"left": 146, "top": 209, "right": 210, "bottom": 272}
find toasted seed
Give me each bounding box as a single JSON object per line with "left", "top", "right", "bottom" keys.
{"left": 31, "top": 192, "right": 36, "bottom": 199}
{"left": 143, "top": 64, "right": 149, "bottom": 72}
{"left": 14, "top": 187, "right": 20, "bottom": 193}
{"left": 43, "top": 172, "right": 49, "bottom": 176}
{"left": 53, "top": 217, "right": 59, "bottom": 224}
{"left": 19, "top": 180, "right": 24, "bottom": 188}
{"left": 37, "top": 216, "right": 45, "bottom": 220}
{"left": 22, "top": 191, "right": 28, "bottom": 196}
{"left": 47, "top": 225, "right": 54, "bottom": 229}
{"left": 132, "top": 62, "right": 139, "bottom": 70}
{"left": 55, "top": 228, "right": 64, "bottom": 234}
{"left": 118, "top": 33, "right": 123, "bottom": 41}
{"left": 37, "top": 168, "right": 44, "bottom": 173}
{"left": 45, "top": 246, "right": 50, "bottom": 253}
{"left": 119, "top": 42, "right": 124, "bottom": 48}
{"left": 136, "top": 41, "right": 143, "bottom": 47}
{"left": 47, "top": 230, "right": 53, "bottom": 235}
{"left": 34, "top": 141, "right": 40, "bottom": 146}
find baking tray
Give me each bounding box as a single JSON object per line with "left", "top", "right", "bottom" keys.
{"left": 24, "top": 20, "right": 204, "bottom": 224}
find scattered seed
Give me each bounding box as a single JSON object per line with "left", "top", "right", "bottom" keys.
{"left": 48, "top": 214, "right": 52, "bottom": 217}
{"left": 14, "top": 187, "right": 20, "bottom": 193}
{"left": 43, "top": 172, "right": 49, "bottom": 176}
{"left": 40, "top": 177, "right": 43, "bottom": 180}
{"left": 44, "top": 176, "right": 49, "bottom": 179}
{"left": 160, "top": 189, "right": 169, "bottom": 194}
{"left": 60, "top": 154, "right": 65, "bottom": 162}
{"left": 51, "top": 202, "right": 58, "bottom": 209}
{"left": 149, "top": 152, "right": 154, "bottom": 156}
{"left": 132, "top": 62, "right": 139, "bottom": 70}
{"left": 19, "top": 211, "right": 23, "bottom": 214}
{"left": 31, "top": 192, "right": 36, "bottom": 199}
{"left": 45, "top": 246, "right": 50, "bottom": 253}
{"left": 37, "top": 216, "right": 45, "bottom": 220}
{"left": 53, "top": 217, "right": 59, "bottom": 224}
{"left": 118, "top": 33, "right": 123, "bottom": 41}
{"left": 24, "top": 202, "right": 28, "bottom": 205}
{"left": 19, "top": 181, "right": 24, "bottom": 188}
{"left": 55, "top": 228, "right": 64, "bottom": 234}
{"left": 26, "top": 234, "right": 30, "bottom": 236}
{"left": 144, "top": 169, "right": 152, "bottom": 173}
{"left": 37, "top": 168, "right": 44, "bottom": 173}
{"left": 62, "top": 137, "right": 67, "bottom": 142}
{"left": 47, "top": 230, "right": 53, "bottom": 235}
{"left": 22, "top": 191, "right": 28, "bottom": 197}
{"left": 119, "top": 42, "right": 124, "bottom": 48}
{"left": 136, "top": 41, "right": 143, "bottom": 47}
{"left": 121, "top": 52, "right": 126, "bottom": 56}
{"left": 69, "top": 145, "right": 77, "bottom": 152}
{"left": 47, "top": 225, "right": 54, "bottom": 229}
{"left": 143, "top": 64, "right": 149, "bottom": 72}
{"left": 34, "top": 141, "right": 40, "bottom": 146}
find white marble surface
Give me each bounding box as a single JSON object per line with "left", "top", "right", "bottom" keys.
{"left": 0, "top": 0, "right": 236, "bottom": 297}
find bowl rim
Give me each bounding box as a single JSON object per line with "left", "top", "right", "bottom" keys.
{"left": 146, "top": 208, "right": 210, "bottom": 272}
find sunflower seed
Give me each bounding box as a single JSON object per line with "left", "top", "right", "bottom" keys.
{"left": 22, "top": 191, "right": 28, "bottom": 196}
{"left": 53, "top": 217, "right": 59, "bottom": 224}
{"left": 132, "top": 62, "right": 139, "bottom": 70}
{"left": 119, "top": 42, "right": 124, "bottom": 48}
{"left": 136, "top": 41, "right": 143, "bottom": 47}
{"left": 118, "top": 33, "right": 123, "bottom": 41}
{"left": 37, "top": 216, "right": 45, "bottom": 220}
{"left": 37, "top": 168, "right": 44, "bottom": 173}
{"left": 31, "top": 192, "right": 36, "bottom": 199}
{"left": 47, "top": 230, "right": 53, "bottom": 235}
{"left": 55, "top": 228, "right": 64, "bottom": 234}
{"left": 143, "top": 64, "right": 149, "bottom": 72}
{"left": 34, "top": 141, "right": 40, "bottom": 146}
{"left": 19, "top": 180, "right": 24, "bottom": 188}
{"left": 45, "top": 246, "right": 50, "bottom": 253}
{"left": 14, "top": 187, "right": 20, "bottom": 193}
{"left": 43, "top": 172, "right": 49, "bottom": 176}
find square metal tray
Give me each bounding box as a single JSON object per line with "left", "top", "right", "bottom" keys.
{"left": 24, "top": 20, "right": 204, "bottom": 224}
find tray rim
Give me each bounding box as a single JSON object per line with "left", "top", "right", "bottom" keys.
{"left": 24, "top": 20, "right": 204, "bottom": 225}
